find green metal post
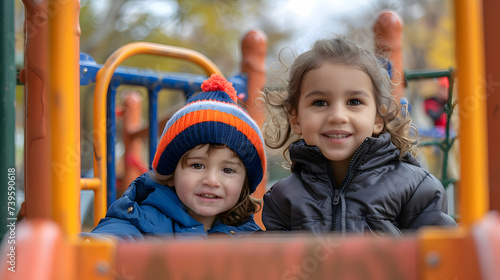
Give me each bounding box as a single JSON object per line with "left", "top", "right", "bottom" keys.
{"left": 405, "top": 69, "right": 457, "bottom": 189}
{"left": 1, "top": 0, "right": 17, "bottom": 239}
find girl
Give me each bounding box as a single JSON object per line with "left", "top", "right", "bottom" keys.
{"left": 262, "top": 38, "right": 456, "bottom": 236}
{"left": 91, "top": 74, "right": 267, "bottom": 240}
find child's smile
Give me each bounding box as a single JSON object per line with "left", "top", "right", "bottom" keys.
{"left": 197, "top": 193, "right": 219, "bottom": 199}
{"left": 322, "top": 130, "right": 351, "bottom": 142}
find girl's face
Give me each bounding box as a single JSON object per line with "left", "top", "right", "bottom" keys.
{"left": 290, "top": 62, "right": 383, "bottom": 169}
{"left": 169, "top": 145, "right": 246, "bottom": 230}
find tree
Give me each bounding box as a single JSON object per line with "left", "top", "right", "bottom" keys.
{"left": 79, "top": 0, "right": 291, "bottom": 76}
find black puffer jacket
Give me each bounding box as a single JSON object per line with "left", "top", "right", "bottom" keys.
{"left": 263, "top": 132, "right": 457, "bottom": 237}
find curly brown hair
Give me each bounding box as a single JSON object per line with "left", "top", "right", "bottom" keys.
{"left": 262, "top": 37, "right": 417, "bottom": 164}
{"left": 149, "top": 144, "right": 262, "bottom": 226}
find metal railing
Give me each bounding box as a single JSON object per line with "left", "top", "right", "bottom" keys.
{"left": 405, "top": 68, "right": 457, "bottom": 189}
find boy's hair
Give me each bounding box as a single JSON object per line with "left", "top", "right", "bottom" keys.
{"left": 263, "top": 37, "right": 416, "bottom": 163}
{"left": 151, "top": 74, "right": 266, "bottom": 225}
{"left": 150, "top": 144, "right": 261, "bottom": 226}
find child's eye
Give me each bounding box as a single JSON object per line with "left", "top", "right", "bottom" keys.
{"left": 222, "top": 168, "right": 235, "bottom": 174}
{"left": 191, "top": 163, "right": 204, "bottom": 169}
{"left": 347, "top": 99, "right": 362, "bottom": 106}
{"left": 312, "top": 100, "right": 328, "bottom": 107}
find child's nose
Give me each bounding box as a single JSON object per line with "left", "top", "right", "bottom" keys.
{"left": 327, "top": 105, "right": 348, "bottom": 123}
{"left": 202, "top": 170, "right": 220, "bottom": 187}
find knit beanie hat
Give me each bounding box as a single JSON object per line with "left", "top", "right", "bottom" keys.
{"left": 152, "top": 74, "right": 266, "bottom": 193}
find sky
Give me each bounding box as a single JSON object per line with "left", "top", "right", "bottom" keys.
{"left": 260, "top": 0, "right": 384, "bottom": 85}
{"left": 266, "top": 0, "right": 380, "bottom": 52}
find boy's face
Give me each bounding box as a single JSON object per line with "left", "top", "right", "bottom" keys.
{"left": 170, "top": 145, "right": 246, "bottom": 229}
{"left": 290, "top": 62, "right": 383, "bottom": 170}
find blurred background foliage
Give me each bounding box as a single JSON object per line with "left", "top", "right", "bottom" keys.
{"left": 13, "top": 0, "right": 454, "bottom": 76}
{"left": 80, "top": 0, "right": 289, "bottom": 75}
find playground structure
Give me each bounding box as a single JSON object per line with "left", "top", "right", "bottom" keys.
{"left": 1, "top": 0, "right": 500, "bottom": 279}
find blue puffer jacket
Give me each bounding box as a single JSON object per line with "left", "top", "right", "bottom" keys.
{"left": 90, "top": 173, "right": 261, "bottom": 241}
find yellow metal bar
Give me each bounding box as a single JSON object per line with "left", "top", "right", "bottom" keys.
{"left": 48, "top": 0, "right": 81, "bottom": 237}
{"left": 93, "top": 42, "right": 222, "bottom": 222}
{"left": 455, "top": 0, "right": 489, "bottom": 225}
{"left": 47, "top": 0, "right": 81, "bottom": 237}
{"left": 81, "top": 178, "right": 101, "bottom": 191}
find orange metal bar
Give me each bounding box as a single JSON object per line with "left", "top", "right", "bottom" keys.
{"left": 373, "top": 11, "right": 405, "bottom": 102}
{"left": 81, "top": 178, "right": 101, "bottom": 191}
{"left": 21, "top": 0, "right": 52, "bottom": 221}
{"left": 241, "top": 29, "right": 268, "bottom": 228}
{"left": 418, "top": 228, "right": 481, "bottom": 279}
{"left": 6, "top": 216, "right": 499, "bottom": 280}
{"left": 93, "top": 42, "right": 222, "bottom": 222}
{"left": 48, "top": 0, "right": 81, "bottom": 236}
{"left": 455, "top": 0, "right": 489, "bottom": 224}
{"left": 75, "top": 237, "right": 116, "bottom": 280}
{"left": 113, "top": 234, "right": 418, "bottom": 279}
{"left": 483, "top": 0, "right": 500, "bottom": 212}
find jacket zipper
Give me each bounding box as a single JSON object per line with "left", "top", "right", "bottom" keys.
{"left": 341, "top": 139, "right": 370, "bottom": 190}
{"left": 328, "top": 167, "right": 340, "bottom": 231}
{"left": 333, "top": 188, "right": 340, "bottom": 205}
{"left": 330, "top": 138, "right": 370, "bottom": 231}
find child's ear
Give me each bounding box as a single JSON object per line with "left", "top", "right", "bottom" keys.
{"left": 289, "top": 111, "right": 303, "bottom": 135}
{"left": 166, "top": 178, "right": 175, "bottom": 187}
{"left": 373, "top": 115, "right": 384, "bottom": 135}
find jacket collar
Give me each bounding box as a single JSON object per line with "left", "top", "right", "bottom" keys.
{"left": 290, "top": 132, "right": 420, "bottom": 175}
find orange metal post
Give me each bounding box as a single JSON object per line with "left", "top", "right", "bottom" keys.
{"left": 241, "top": 29, "right": 267, "bottom": 125}
{"left": 373, "top": 11, "right": 405, "bottom": 102}
{"left": 241, "top": 29, "right": 268, "bottom": 228}
{"left": 48, "top": 0, "right": 81, "bottom": 236}
{"left": 121, "top": 91, "right": 148, "bottom": 195}
{"left": 455, "top": 0, "right": 489, "bottom": 224}
{"left": 20, "top": 0, "right": 52, "bottom": 221}
{"left": 483, "top": 0, "right": 500, "bottom": 212}
{"left": 470, "top": 212, "right": 500, "bottom": 279}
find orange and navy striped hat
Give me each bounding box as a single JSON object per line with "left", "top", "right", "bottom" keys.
{"left": 152, "top": 74, "right": 266, "bottom": 193}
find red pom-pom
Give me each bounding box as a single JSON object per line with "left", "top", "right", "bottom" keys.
{"left": 201, "top": 74, "right": 238, "bottom": 102}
